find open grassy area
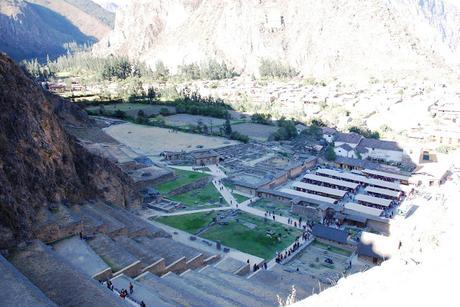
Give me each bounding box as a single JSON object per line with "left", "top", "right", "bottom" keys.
{"left": 250, "top": 199, "right": 299, "bottom": 219}
{"left": 154, "top": 211, "right": 219, "bottom": 234}
{"left": 202, "top": 212, "right": 302, "bottom": 260}
{"left": 168, "top": 182, "right": 224, "bottom": 209}
{"left": 154, "top": 210, "right": 301, "bottom": 260}
{"left": 312, "top": 240, "right": 353, "bottom": 257}
{"left": 233, "top": 193, "right": 250, "bottom": 204}
{"left": 154, "top": 169, "right": 209, "bottom": 194}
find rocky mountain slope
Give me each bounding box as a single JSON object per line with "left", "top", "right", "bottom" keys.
{"left": 91, "top": 0, "right": 128, "bottom": 12}
{"left": 0, "top": 53, "right": 138, "bottom": 248}
{"left": 0, "top": 0, "right": 113, "bottom": 61}
{"left": 94, "top": 0, "right": 459, "bottom": 79}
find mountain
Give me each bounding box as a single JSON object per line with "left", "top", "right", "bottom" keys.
{"left": 0, "top": 53, "right": 138, "bottom": 248}
{"left": 0, "top": 0, "right": 114, "bottom": 61}
{"left": 91, "top": 0, "right": 128, "bottom": 12}
{"left": 94, "top": 0, "right": 460, "bottom": 79}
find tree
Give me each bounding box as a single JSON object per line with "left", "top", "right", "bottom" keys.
{"left": 224, "top": 117, "right": 232, "bottom": 135}
{"left": 153, "top": 61, "right": 169, "bottom": 81}
{"left": 325, "top": 145, "right": 336, "bottom": 161}
{"left": 348, "top": 126, "right": 380, "bottom": 139}
{"left": 147, "top": 87, "right": 157, "bottom": 103}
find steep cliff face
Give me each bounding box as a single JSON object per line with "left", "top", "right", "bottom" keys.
{"left": 0, "top": 54, "right": 138, "bottom": 248}
{"left": 0, "top": 0, "right": 113, "bottom": 61}
{"left": 94, "top": 0, "right": 459, "bottom": 79}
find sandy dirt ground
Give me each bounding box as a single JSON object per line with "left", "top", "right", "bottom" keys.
{"left": 104, "top": 122, "right": 238, "bottom": 156}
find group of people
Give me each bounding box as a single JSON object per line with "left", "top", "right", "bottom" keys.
{"left": 247, "top": 259, "right": 268, "bottom": 272}
{"left": 105, "top": 280, "right": 147, "bottom": 306}
{"left": 275, "top": 231, "right": 311, "bottom": 264}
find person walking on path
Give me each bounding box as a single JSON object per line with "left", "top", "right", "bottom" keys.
{"left": 129, "top": 282, "right": 134, "bottom": 294}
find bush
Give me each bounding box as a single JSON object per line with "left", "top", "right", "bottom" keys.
{"left": 159, "top": 107, "right": 170, "bottom": 116}
{"left": 229, "top": 131, "right": 249, "bottom": 143}
{"left": 113, "top": 110, "right": 126, "bottom": 119}
{"left": 251, "top": 113, "right": 272, "bottom": 125}
{"left": 348, "top": 126, "right": 380, "bottom": 139}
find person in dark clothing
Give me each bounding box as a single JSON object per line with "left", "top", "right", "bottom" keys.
{"left": 140, "top": 301, "right": 146, "bottom": 307}
{"left": 79, "top": 231, "right": 83, "bottom": 240}
{"left": 129, "top": 282, "right": 134, "bottom": 294}
{"left": 263, "top": 262, "right": 267, "bottom": 269}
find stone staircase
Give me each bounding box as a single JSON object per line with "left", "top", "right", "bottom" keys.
{"left": 3, "top": 202, "right": 320, "bottom": 306}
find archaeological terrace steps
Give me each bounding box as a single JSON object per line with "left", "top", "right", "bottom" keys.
{"left": 0, "top": 254, "right": 57, "bottom": 307}
{"left": 111, "top": 274, "right": 171, "bottom": 307}
{"left": 7, "top": 241, "right": 127, "bottom": 306}
{"left": 3, "top": 201, "right": 318, "bottom": 306}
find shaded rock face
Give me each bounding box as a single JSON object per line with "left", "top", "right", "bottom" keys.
{"left": 0, "top": 54, "right": 138, "bottom": 248}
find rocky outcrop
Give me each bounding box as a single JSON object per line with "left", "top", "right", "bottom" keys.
{"left": 0, "top": 53, "right": 138, "bottom": 248}
{"left": 94, "top": 0, "right": 458, "bottom": 79}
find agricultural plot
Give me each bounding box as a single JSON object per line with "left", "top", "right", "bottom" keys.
{"left": 164, "top": 114, "right": 227, "bottom": 127}
{"left": 86, "top": 103, "right": 176, "bottom": 118}
{"left": 104, "top": 123, "right": 238, "bottom": 155}
{"left": 231, "top": 123, "right": 278, "bottom": 141}
{"left": 155, "top": 211, "right": 302, "bottom": 260}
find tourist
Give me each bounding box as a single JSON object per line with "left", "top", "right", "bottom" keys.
{"left": 106, "top": 280, "right": 113, "bottom": 291}
{"left": 79, "top": 231, "right": 83, "bottom": 240}
{"left": 129, "top": 282, "right": 134, "bottom": 294}
{"left": 120, "top": 289, "right": 126, "bottom": 299}
{"left": 264, "top": 262, "right": 267, "bottom": 270}
{"left": 247, "top": 259, "right": 250, "bottom": 264}
{"left": 272, "top": 215, "right": 275, "bottom": 221}
{"left": 140, "top": 301, "right": 146, "bottom": 307}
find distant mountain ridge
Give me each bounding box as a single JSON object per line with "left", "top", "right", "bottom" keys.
{"left": 0, "top": 0, "right": 114, "bottom": 61}
{"left": 94, "top": 0, "right": 460, "bottom": 79}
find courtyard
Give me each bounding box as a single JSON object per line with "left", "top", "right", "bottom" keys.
{"left": 284, "top": 240, "right": 353, "bottom": 284}
{"left": 155, "top": 210, "right": 302, "bottom": 260}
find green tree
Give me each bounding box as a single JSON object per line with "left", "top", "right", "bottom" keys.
{"left": 153, "top": 61, "right": 170, "bottom": 81}
{"left": 224, "top": 117, "right": 232, "bottom": 135}
{"left": 325, "top": 145, "right": 336, "bottom": 161}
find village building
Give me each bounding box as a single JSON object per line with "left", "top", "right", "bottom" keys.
{"left": 311, "top": 224, "right": 350, "bottom": 247}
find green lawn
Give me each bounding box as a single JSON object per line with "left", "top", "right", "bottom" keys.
{"left": 168, "top": 182, "right": 223, "bottom": 209}
{"left": 233, "top": 193, "right": 250, "bottom": 204}
{"left": 154, "top": 169, "right": 209, "bottom": 194}
{"left": 154, "top": 211, "right": 219, "bottom": 234}
{"left": 312, "top": 240, "right": 352, "bottom": 257}
{"left": 154, "top": 211, "right": 301, "bottom": 260}
{"left": 250, "top": 199, "right": 299, "bottom": 219}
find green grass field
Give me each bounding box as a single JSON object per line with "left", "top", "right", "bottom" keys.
{"left": 154, "top": 211, "right": 219, "bottom": 234}
{"left": 168, "top": 182, "right": 223, "bottom": 209}
{"left": 233, "top": 193, "right": 250, "bottom": 204}
{"left": 154, "top": 169, "right": 209, "bottom": 194}
{"left": 155, "top": 211, "right": 302, "bottom": 260}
